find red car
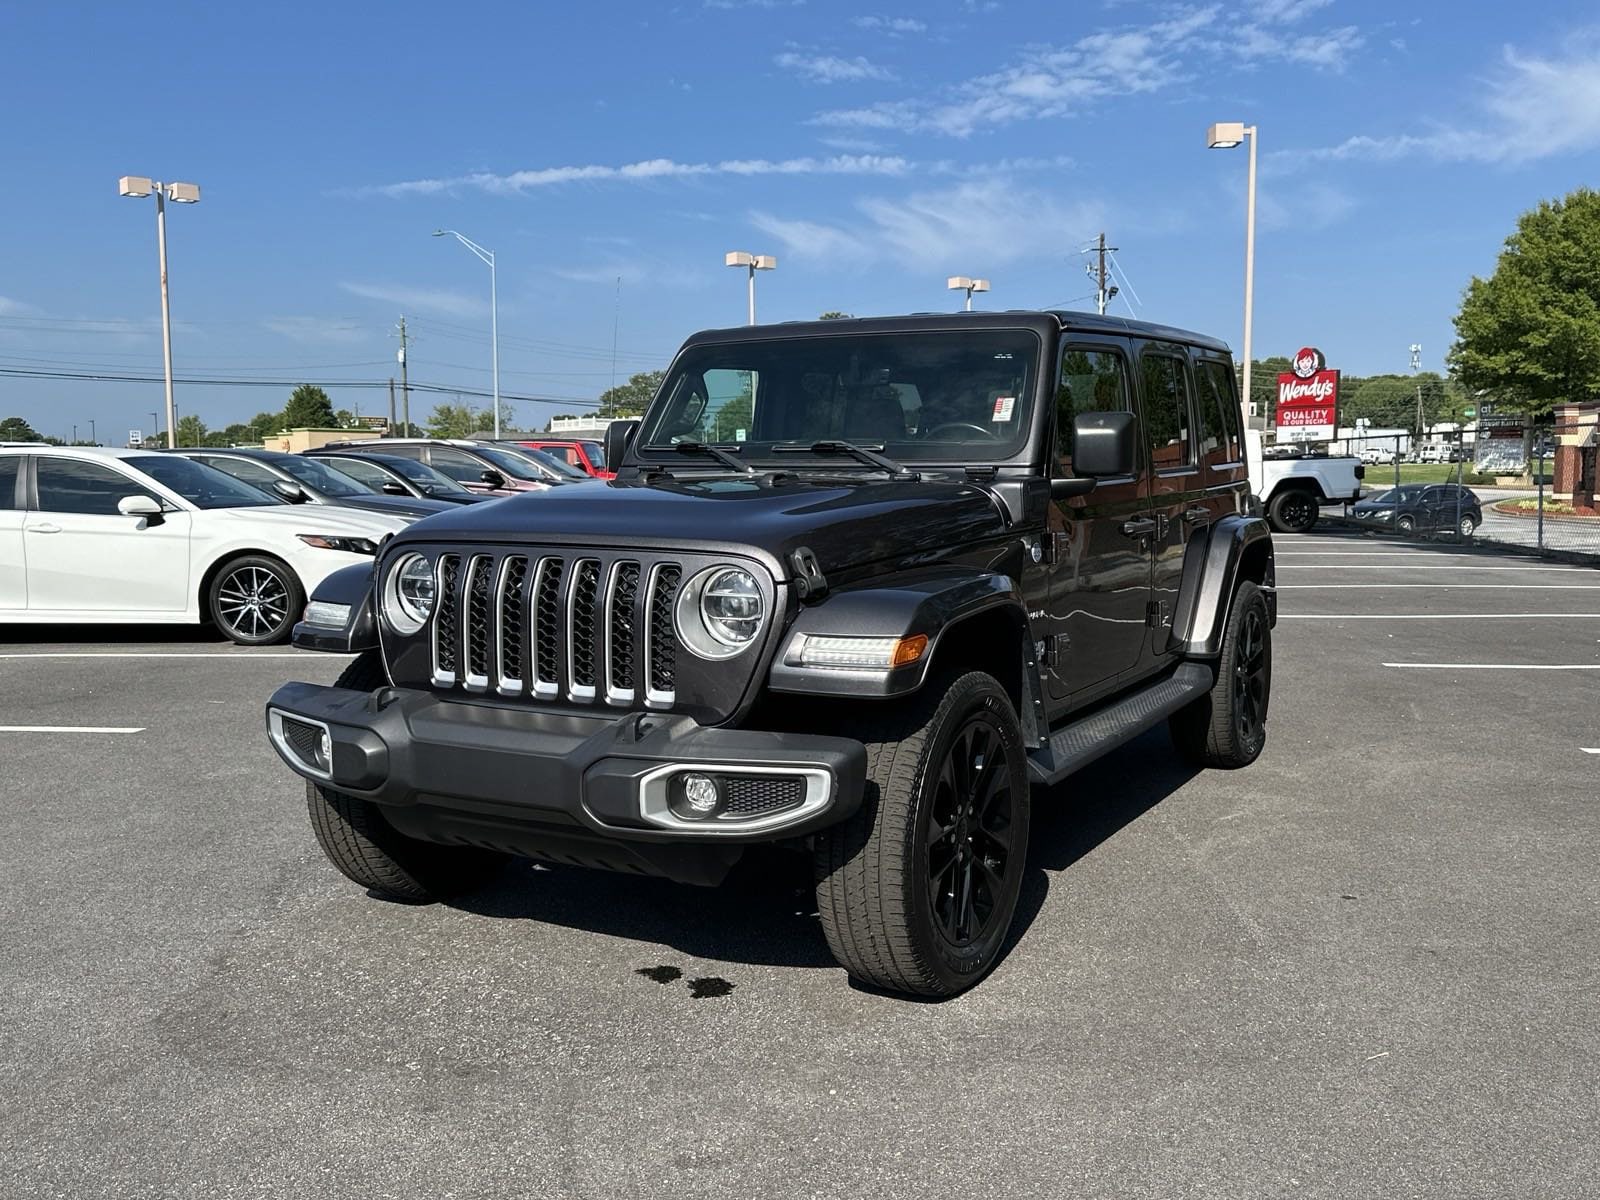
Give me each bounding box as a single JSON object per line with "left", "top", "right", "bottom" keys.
{"left": 513, "top": 438, "right": 614, "bottom": 480}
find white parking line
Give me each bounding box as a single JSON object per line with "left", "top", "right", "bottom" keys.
{"left": 1382, "top": 663, "right": 1600, "bottom": 671}
{"left": 1582, "top": 748, "right": 1600, "bottom": 755}
{"left": 1279, "top": 613, "right": 1600, "bottom": 620}
{"left": 0, "top": 652, "right": 341, "bottom": 660}
{"left": 0, "top": 725, "right": 146, "bottom": 734}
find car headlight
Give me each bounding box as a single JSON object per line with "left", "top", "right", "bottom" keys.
{"left": 675, "top": 565, "right": 765, "bottom": 659}
{"left": 297, "top": 534, "right": 379, "bottom": 555}
{"left": 1370, "top": 508, "right": 1393, "bottom": 520}
{"left": 381, "top": 552, "right": 436, "bottom": 635}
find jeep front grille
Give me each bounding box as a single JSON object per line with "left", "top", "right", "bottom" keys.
{"left": 428, "top": 551, "right": 681, "bottom": 709}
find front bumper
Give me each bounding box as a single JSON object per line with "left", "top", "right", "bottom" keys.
{"left": 265, "top": 683, "right": 867, "bottom": 885}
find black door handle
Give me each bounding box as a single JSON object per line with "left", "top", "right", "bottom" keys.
{"left": 1120, "top": 518, "right": 1158, "bottom": 538}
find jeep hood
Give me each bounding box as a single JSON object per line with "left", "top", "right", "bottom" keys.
{"left": 388, "top": 474, "right": 1011, "bottom": 578}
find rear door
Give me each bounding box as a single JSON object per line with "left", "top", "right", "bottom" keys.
{"left": 0, "top": 456, "right": 25, "bottom": 610}
{"left": 1191, "top": 353, "right": 1249, "bottom": 525}
{"left": 1133, "top": 342, "right": 1199, "bottom": 666}
{"left": 24, "top": 457, "right": 191, "bottom": 613}
{"left": 1045, "top": 337, "right": 1152, "bottom": 703}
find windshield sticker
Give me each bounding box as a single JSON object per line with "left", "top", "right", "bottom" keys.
{"left": 991, "top": 395, "right": 1016, "bottom": 422}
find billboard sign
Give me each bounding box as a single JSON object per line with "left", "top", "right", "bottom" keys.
{"left": 1275, "top": 346, "right": 1339, "bottom": 443}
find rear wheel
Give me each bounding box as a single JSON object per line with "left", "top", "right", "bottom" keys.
{"left": 208, "top": 554, "right": 303, "bottom": 646}
{"left": 1458, "top": 514, "right": 1479, "bottom": 537}
{"left": 305, "top": 651, "right": 509, "bottom": 902}
{"left": 813, "top": 671, "right": 1029, "bottom": 997}
{"left": 1169, "top": 581, "right": 1272, "bottom": 769}
{"left": 1267, "top": 489, "right": 1319, "bottom": 534}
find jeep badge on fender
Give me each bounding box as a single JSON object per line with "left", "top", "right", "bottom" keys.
{"left": 265, "top": 311, "right": 1275, "bottom": 998}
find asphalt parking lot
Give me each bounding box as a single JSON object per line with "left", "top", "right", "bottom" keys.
{"left": 3, "top": 530, "right": 1598, "bottom": 1200}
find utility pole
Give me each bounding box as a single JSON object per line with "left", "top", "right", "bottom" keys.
{"left": 89, "top": 419, "right": 96, "bottom": 445}
{"left": 1410, "top": 343, "right": 1424, "bottom": 442}
{"left": 1083, "top": 233, "right": 1119, "bottom": 315}
{"left": 396, "top": 315, "right": 411, "bottom": 433}
{"left": 388, "top": 378, "right": 397, "bottom": 433}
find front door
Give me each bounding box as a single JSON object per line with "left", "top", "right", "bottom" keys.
{"left": 1046, "top": 339, "right": 1152, "bottom": 703}
{"left": 24, "top": 456, "right": 191, "bottom": 613}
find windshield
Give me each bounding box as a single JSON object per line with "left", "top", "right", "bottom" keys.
{"left": 477, "top": 444, "right": 584, "bottom": 481}
{"left": 128, "top": 455, "right": 283, "bottom": 509}
{"left": 638, "top": 330, "right": 1042, "bottom": 463}
{"left": 381, "top": 456, "right": 470, "bottom": 493}
{"left": 272, "top": 454, "right": 370, "bottom": 497}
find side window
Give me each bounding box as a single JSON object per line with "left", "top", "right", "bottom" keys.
{"left": 328, "top": 458, "right": 391, "bottom": 488}
{"left": 207, "top": 458, "right": 280, "bottom": 488}
{"left": 427, "top": 447, "right": 485, "bottom": 482}
{"left": 1195, "top": 359, "right": 1244, "bottom": 466}
{"left": 36, "top": 458, "right": 159, "bottom": 515}
{"left": 379, "top": 444, "right": 423, "bottom": 461}
{"left": 0, "top": 457, "right": 19, "bottom": 508}
{"left": 1139, "top": 354, "right": 1193, "bottom": 470}
{"left": 1056, "top": 347, "right": 1132, "bottom": 472}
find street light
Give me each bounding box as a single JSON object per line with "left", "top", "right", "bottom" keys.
{"left": 725, "top": 251, "right": 776, "bottom": 325}
{"left": 947, "top": 276, "right": 991, "bottom": 312}
{"left": 119, "top": 175, "right": 200, "bottom": 457}
{"left": 1205, "top": 122, "right": 1258, "bottom": 433}
{"left": 433, "top": 229, "right": 501, "bottom": 439}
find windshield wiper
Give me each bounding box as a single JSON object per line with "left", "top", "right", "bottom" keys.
{"left": 772, "top": 440, "right": 918, "bottom": 481}
{"left": 674, "top": 441, "right": 756, "bottom": 476}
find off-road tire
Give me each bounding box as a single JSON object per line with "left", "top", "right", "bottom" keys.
{"left": 1266, "top": 488, "right": 1319, "bottom": 534}
{"left": 813, "top": 670, "right": 1029, "bottom": 998}
{"left": 305, "top": 651, "right": 508, "bottom": 902}
{"left": 1169, "top": 581, "right": 1272, "bottom": 769}
{"left": 208, "top": 554, "right": 304, "bottom": 646}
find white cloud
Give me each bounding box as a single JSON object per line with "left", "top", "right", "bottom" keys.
{"left": 262, "top": 316, "right": 367, "bottom": 345}
{"left": 358, "top": 154, "right": 912, "bottom": 198}
{"left": 339, "top": 283, "right": 488, "bottom": 319}
{"left": 704, "top": 0, "right": 803, "bottom": 8}
{"left": 1247, "top": 0, "right": 1333, "bottom": 23}
{"left": 776, "top": 52, "right": 896, "bottom": 83}
{"left": 852, "top": 15, "right": 927, "bottom": 34}
{"left": 751, "top": 177, "right": 1104, "bottom": 270}
{"left": 0, "top": 296, "right": 33, "bottom": 317}
{"left": 1256, "top": 181, "right": 1357, "bottom": 232}
{"left": 1292, "top": 31, "right": 1600, "bottom": 165}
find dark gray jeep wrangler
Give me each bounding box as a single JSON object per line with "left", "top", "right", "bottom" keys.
{"left": 266, "top": 311, "right": 1274, "bottom": 997}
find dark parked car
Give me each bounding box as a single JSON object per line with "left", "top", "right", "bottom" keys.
{"left": 267, "top": 311, "right": 1276, "bottom": 998}
{"left": 171, "top": 448, "right": 457, "bottom": 520}
{"left": 1351, "top": 483, "right": 1482, "bottom": 535}
{"left": 318, "top": 438, "right": 588, "bottom": 495}
{"left": 302, "top": 450, "right": 489, "bottom": 505}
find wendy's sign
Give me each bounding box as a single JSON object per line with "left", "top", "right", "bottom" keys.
{"left": 1276, "top": 346, "right": 1339, "bottom": 443}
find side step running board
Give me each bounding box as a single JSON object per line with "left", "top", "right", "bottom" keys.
{"left": 1027, "top": 662, "right": 1214, "bottom": 786}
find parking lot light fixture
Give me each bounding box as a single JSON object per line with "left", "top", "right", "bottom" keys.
{"left": 119, "top": 176, "right": 201, "bottom": 459}
{"left": 1206, "top": 121, "right": 1258, "bottom": 434}
{"left": 725, "top": 251, "right": 777, "bottom": 325}
{"left": 433, "top": 230, "right": 501, "bottom": 440}
{"left": 947, "top": 276, "right": 991, "bottom": 312}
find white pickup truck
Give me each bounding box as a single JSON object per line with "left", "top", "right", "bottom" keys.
{"left": 1246, "top": 429, "right": 1365, "bottom": 533}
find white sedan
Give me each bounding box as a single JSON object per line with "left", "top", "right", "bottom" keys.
{"left": 0, "top": 446, "right": 409, "bottom": 645}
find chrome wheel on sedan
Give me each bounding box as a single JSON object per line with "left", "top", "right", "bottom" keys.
{"left": 209, "top": 555, "right": 305, "bottom": 646}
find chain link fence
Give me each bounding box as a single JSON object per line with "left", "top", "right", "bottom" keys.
{"left": 1317, "top": 421, "right": 1600, "bottom": 561}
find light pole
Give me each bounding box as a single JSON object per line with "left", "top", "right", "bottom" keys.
{"left": 947, "top": 276, "right": 991, "bottom": 312}
{"left": 149, "top": 411, "right": 159, "bottom": 447}
{"left": 1205, "top": 123, "right": 1257, "bottom": 432}
{"left": 725, "top": 252, "right": 776, "bottom": 325}
{"left": 88, "top": 419, "right": 96, "bottom": 446}
{"left": 119, "top": 176, "right": 200, "bottom": 459}
{"left": 433, "top": 230, "right": 501, "bottom": 439}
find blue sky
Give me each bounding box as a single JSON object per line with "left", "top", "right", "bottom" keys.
{"left": 3, "top": 0, "right": 1598, "bottom": 441}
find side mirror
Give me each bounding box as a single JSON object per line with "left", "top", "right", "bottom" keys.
{"left": 117, "top": 494, "right": 163, "bottom": 517}
{"left": 272, "top": 479, "right": 308, "bottom": 503}
{"left": 1072, "top": 410, "right": 1137, "bottom": 477}
{"left": 479, "top": 468, "right": 507, "bottom": 489}
{"left": 380, "top": 481, "right": 408, "bottom": 495}
{"left": 604, "top": 419, "right": 640, "bottom": 473}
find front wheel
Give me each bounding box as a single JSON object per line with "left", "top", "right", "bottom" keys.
{"left": 1396, "top": 514, "right": 1416, "bottom": 534}
{"left": 813, "top": 671, "right": 1030, "bottom": 997}
{"left": 1169, "top": 581, "right": 1272, "bottom": 768}
{"left": 1267, "top": 489, "right": 1319, "bottom": 534}
{"left": 208, "top": 554, "right": 304, "bottom": 645}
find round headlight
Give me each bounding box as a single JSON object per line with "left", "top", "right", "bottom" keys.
{"left": 675, "top": 564, "right": 766, "bottom": 659}
{"left": 382, "top": 553, "right": 436, "bottom": 635}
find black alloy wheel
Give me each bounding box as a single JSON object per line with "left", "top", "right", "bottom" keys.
{"left": 1232, "top": 601, "right": 1269, "bottom": 752}
{"left": 1268, "top": 489, "right": 1319, "bottom": 534}
{"left": 209, "top": 555, "right": 304, "bottom": 646}
{"left": 925, "top": 712, "right": 1016, "bottom": 950}
{"left": 1169, "top": 579, "right": 1272, "bottom": 769}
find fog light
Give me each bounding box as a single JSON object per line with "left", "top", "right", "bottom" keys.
{"left": 682, "top": 773, "right": 720, "bottom": 814}
{"left": 318, "top": 727, "right": 332, "bottom": 773}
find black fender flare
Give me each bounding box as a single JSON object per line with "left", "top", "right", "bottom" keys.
{"left": 1168, "top": 515, "right": 1275, "bottom": 657}
{"left": 766, "top": 568, "right": 1037, "bottom": 703}
{"left": 291, "top": 562, "right": 379, "bottom": 653}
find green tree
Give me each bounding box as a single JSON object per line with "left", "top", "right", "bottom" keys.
{"left": 174, "top": 414, "right": 208, "bottom": 447}
{"left": 0, "top": 416, "right": 42, "bottom": 441}
{"left": 248, "top": 411, "right": 283, "bottom": 441}
{"left": 710, "top": 382, "right": 754, "bottom": 441}
{"left": 596, "top": 370, "right": 664, "bottom": 417}
{"left": 1450, "top": 187, "right": 1600, "bottom": 421}
{"left": 282, "top": 384, "right": 337, "bottom": 428}
{"left": 818, "top": 310, "right": 851, "bottom": 320}
{"left": 333, "top": 408, "right": 358, "bottom": 428}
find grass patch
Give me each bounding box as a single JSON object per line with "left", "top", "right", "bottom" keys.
{"left": 1360, "top": 464, "right": 1500, "bottom": 486}
{"left": 1495, "top": 497, "right": 1581, "bottom": 516}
